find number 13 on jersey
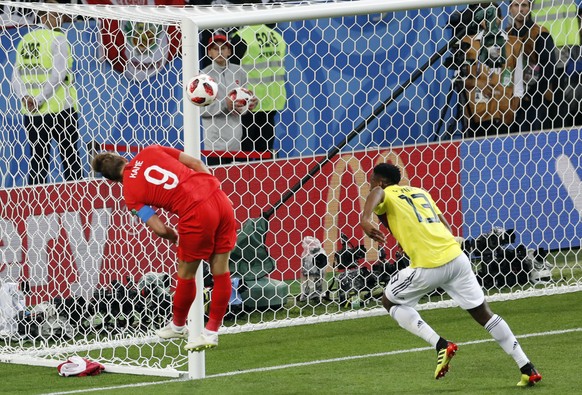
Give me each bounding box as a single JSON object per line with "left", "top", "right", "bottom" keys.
{"left": 398, "top": 191, "right": 440, "bottom": 223}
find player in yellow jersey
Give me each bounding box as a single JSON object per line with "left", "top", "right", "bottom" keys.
{"left": 360, "top": 163, "right": 541, "bottom": 387}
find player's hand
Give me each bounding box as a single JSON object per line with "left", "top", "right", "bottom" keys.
{"left": 361, "top": 220, "right": 385, "bottom": 244}
{"left": 163, "top": 226, "right": 178, "bottom": 245}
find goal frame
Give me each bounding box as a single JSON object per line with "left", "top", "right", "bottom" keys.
{"left": 0, "top": 0, "right": 575, "bottom": 380}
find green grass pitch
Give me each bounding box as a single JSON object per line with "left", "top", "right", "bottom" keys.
{"left": 2, "top": 292, "right": 582, "bottom": 394}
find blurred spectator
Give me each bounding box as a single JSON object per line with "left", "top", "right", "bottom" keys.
{"left": 531, "top": 0, "right": 582, "bottom": 127}
{"left": 201, "top": 31, "right": 257, "bottom": 166}
{"left": 11, "top": 3, "right": 84, "bottom": 184}
{"left": 0, "top": 1, "right": 36, "bottom": 28}
{"left": 507, "top": 0, "right": 558, "bottom": 132}
{"left": 232, "top": 24, "right": 287, "bottom": 158}
{"left": 83, "top": 0, "right": 183, "bottom": 82}
{"left": 563, "top": 45, "right": 582, "bottom": 126}
{"left": 459, "top": 3, "right": 525, "bottom": 137}
{"left": 531, "top": 0, "right": 581, "bottom": 70}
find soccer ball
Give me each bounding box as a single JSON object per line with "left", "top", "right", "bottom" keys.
{"left": 186, "top": 74, "right": 218, "bottom": 106}
{"left": 229, "top": 87, "right": 254, "bottom": 114}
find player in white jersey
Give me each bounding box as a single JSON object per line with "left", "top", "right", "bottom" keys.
{"left": 360, "top": 163, "right": 541, "bottom": 386}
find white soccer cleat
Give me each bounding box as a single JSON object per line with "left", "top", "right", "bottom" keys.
{"left": 156, "top": 324, "right": 188, "bottom": 340}
{"left": 184, "top": 329, "right": 218, "bottom": 352}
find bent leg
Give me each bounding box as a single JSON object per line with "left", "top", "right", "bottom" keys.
{"left": 384, "top": 294, "right": 441, "bottom": 348}
{"left": 468, "top": 301, "right": 530, "bottom": 368}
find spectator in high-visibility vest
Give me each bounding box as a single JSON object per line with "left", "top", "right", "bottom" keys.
{"left": 531, "top": 0, "right": 581, "bottom": 68}
{"left": 531, "top": 0, "right": 582, "bottom": 127}
{"left": 11, "top": 4, "right": 83, "bottom": 185}
{"left": 232, "top": 24, "right": 287, "bottom": 158}
{"left": 507, "top": 0, "right": 558, "bottom": 132}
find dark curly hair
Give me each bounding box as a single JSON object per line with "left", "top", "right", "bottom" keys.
{"left": 91, "top": 152, "right": 126, "bottom": 182}
{"left": 373, "top": 163, "right": 401, "bottom": 186}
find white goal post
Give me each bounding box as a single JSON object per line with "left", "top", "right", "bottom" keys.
{"left": 0, "top": 0, "right": 580, "bottom": 379}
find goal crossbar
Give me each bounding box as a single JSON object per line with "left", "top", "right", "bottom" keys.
{"left": 0, "top": 0, "right": 487, "bottom": 28}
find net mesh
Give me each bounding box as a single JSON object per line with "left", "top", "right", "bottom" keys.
{"left": 0, "top": 0, "right": 580, "bottom": 375}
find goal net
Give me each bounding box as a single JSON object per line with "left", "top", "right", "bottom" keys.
{"left": 0, "top": 0, "right": 580, "bottom": 378}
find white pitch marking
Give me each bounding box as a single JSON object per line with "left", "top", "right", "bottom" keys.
{"left": 42, "top": 327, "right": 582, "bottom": 395}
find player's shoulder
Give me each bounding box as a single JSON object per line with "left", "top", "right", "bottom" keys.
{"left": 134, "top": 145, "right": 164, "bottom": 160}
{"left": 410, "top": 185, "right": 426, "bottom": 193}
{"left": 141, "top": 145, "right": 163, "bottom": 153}
{"left": 388, "top": 184, "right": 419, "bottom": 192}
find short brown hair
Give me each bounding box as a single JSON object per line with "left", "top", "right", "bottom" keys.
{"left": 91, "top": 152, "right": 126, "bottom": 182}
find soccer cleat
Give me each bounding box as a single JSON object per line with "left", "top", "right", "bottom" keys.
{"left": 517, "top": 364, "right": 542, "bottom": 387}
{"left": 184, "top": 329, "right": 219, "bottom": 352}
{"left": 434, "top": 342, "right": 458, "bottom": 379}
{"left": 156, "top": 324, "right": 188, "bottom": 340}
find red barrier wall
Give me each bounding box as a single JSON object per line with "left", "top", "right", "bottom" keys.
{"left": 0, "top": 144, "right": 461, "bottom": 302}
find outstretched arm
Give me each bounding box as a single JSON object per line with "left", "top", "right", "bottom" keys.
{"left": 146, "top": 214, "right": 178, "bottom": 244}
{"left": 178, "top": 152, "right": 211, "bottom": 174}
{"left": 360, "top": 186, "right": 387, "bottom": 244}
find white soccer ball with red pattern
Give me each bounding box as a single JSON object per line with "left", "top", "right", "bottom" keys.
{"left": 229, "top": 87, "right": 254, "bottom": 114}
{"left": 186, "top": 74, "right": 218, "bottom": 106}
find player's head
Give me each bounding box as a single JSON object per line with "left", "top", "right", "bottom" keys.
{"left": 92, "top": 152, "right": 127, "bottom": 182}
{"left": 370, "top": 163, "right": 401, "bottom": 189}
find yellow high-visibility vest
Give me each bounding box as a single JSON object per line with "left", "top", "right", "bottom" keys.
{"left": 233, "top": 25, "right": 287, "bottom": 112}
{"left": 16, "top": 28, "right": 76, "bottom": 114}
{"left": 532, "top": 0, "right": 581, "bottom": 47}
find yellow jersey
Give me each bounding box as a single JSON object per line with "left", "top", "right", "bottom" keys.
{"left": 373, "top": 185, "right": 462, "bottom": 268}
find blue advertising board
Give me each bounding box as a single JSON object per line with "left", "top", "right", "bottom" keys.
{"left": 461, "top": 129, "right": 582, "bottom": 250}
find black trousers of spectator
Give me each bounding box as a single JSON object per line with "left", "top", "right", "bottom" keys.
{"left": 241, "top": 110, "right": 276, "bottom": 154}
{"left": 24, "top": 107, "right": 83, "bottom": 185}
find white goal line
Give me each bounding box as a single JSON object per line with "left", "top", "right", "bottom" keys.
{"left": 41, "top": 327, "right": 582, "bottom": 395}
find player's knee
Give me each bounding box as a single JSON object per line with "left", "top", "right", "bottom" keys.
{"left": 208, "top": 252, "right": 230, "bottom": 275}
{"left": 382, "top": 293, "right": 395, "bottom": 312}
{"left": 177, "top": 259, "right": 202, "bottom": 278}
{"left": 468, "top": 301, "right": 494, "bottom": 326}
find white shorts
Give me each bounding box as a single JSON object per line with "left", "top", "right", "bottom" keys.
{"left": 385, "top": 253, "right": 485, "bottom": 310}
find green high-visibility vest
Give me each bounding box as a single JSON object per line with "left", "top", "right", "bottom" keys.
{"left": 16, "top": 28, "right": 76, "bottom": 114}
{"left": 532, "top": 0, "right": 581, "bottom": 47}
{"left": 234, "top": 25, "right": 287, "bottom": 112}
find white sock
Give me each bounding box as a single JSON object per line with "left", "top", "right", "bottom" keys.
{"left": 485, "top": 314, "right": 529, "bottom": 368}
{"left": 389, "top": 305, "right": 440, "bottom": 347}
